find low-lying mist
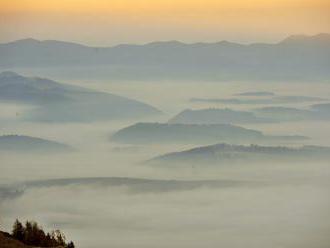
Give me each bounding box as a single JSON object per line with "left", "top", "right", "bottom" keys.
{"left": 1, "top": 79, "right": 330, "bottom": 248}
{"left": 1, "top": 161, "right": 330, "bottom": 248}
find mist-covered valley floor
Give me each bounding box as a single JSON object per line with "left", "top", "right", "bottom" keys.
{"left": 1, "top": 78, "right": 330, "bottom": 248}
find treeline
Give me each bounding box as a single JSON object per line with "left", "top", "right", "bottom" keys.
{"left": 11, "top": 219, "right": 75, "bottom": 248}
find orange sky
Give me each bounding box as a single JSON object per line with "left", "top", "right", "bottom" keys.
{"left": 0, "top": 0, "right": 329, "bottom": 45}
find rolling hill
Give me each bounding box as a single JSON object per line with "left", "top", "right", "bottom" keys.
{"left": 110, "top": 122, "right": 307, "bottom": 145}
{"left": 0, "top": 71, "right": 161, "bottom": 122}
{"left": 0, "top": 135, "right": 72, "bottom": 153}
{"left": 149, "top": 143, "right": 330, "bottom": 165}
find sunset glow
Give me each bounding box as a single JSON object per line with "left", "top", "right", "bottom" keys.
{"left": 0, "top": 0, "right": 329, "bottom": 45}
{"left": 2, "top": 0, "right": 329, "bottom": 13}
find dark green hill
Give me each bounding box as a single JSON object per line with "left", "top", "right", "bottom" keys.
{"left": 111, "top": 122, "right": 307, "bottom": 145}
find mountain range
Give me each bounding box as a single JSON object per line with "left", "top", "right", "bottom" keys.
{"left": 1, "top": 33, "right": 329, "bottom": 81}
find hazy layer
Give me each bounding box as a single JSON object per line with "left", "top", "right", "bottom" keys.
{"left": 1, "top": 79, "right": 330, "bottom": 247}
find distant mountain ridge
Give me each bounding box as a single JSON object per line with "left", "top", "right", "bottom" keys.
{"left": 3, "top": 33, "right": 329, "bottom": 50}
{"left": 1, "top": 34, "right": 329, "bottom": 81}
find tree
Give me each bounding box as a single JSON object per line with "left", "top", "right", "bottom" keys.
{"left": 45, "top": 232, "right": 54, "bottom": 247}
{"left": 31, "top": 221, "right": 41, "bottom": 245}
{"left": 67, "top": 241, "right": 75, "bottom": 248}
{"left": 38, "top": 229, "right": 47, "bottom": 247}
{"left": 12, "top": 219, "right": 25, "bottom": 241}
{"left": 10, "top": 219, "right": 74, "bottom": 247}
{"left": 52, "top": 229, "right": 66, "bottom": 246}
{"left": 24, "top": 221, "right": 34, "bottom": 245}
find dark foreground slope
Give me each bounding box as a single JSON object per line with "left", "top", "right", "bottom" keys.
{"left": 0, "top": 231, "right": 51, "bottom": 248}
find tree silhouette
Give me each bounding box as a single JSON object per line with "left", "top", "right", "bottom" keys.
{"left": 24, "top": 221, "right": 33, "bottom": 245}
{"left": 67, "top": 241, "right": 75, "bottom": 248}
{"left": 10, "top": 219, "right": 75, "bottom": 247}
{"left": 12, "top": 219, "right": 24, "bottom": 241}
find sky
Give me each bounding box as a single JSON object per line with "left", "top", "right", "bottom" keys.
{"left": 0, "top": 0, "right": 329, "bottom": 45}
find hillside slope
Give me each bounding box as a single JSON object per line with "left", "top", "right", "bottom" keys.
{"left": 0, "top": 231, "right": 31, "bottom": 248}
{"left": 0, "top": 135, "right": 72, "bottom": 153}
{"left": 111, "top": 122, "right": 307, "bottom": 145}
{"left": 0, "top": 71, "right": 161, "bottom": 122}
{"left": 149, "top": 144, "right": 330, "bottom": 165}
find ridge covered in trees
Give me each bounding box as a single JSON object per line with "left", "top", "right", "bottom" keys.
{"left": 11, "top": 219, "right": 75, "bottom": 248}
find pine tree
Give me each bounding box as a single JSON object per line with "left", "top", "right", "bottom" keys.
{"left": 52, "top": 229, "right": 66, "bottom": 246}
{"left": 24, "top": 221, "right": 33, "bottom": 245}
{"left": 12, "top": 219, "right": 25, "bottom": 241}
{"left": 67, "top": 241, "right": 75, "bottom": 248}
{"left": 11, "top": 219, "right": 74, "bottom": 247}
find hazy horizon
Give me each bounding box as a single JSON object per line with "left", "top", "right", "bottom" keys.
{"left": 1, "top": 32, "right": 329, "bottom": 47}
